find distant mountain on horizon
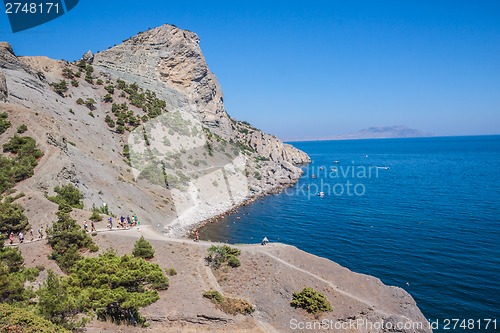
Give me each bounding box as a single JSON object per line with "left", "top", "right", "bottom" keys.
{"left": 288, "top": 125, "right": 434, "bottom": 142}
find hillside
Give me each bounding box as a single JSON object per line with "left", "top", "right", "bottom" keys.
{"left": 0, "top": 25, "right": 430, "bottom": 332}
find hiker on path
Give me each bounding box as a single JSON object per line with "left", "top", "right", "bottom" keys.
{"left": 29, "top": 228, "right": 34, "bottom": 241}
{"left": 194, "top": 230, "right": 199, "bottom": 242}
{"left": 83, "top": 221, "right": 89, "bottom": 232}
{"left": 9, "top": 232, "right": 13, "bottom": 244}
{"left": 91, "top": 221, "right": 96, "bottom": 232}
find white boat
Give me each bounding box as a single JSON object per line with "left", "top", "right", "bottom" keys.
{"left": 318, "top": 191, "right": 325, "bottom": 197}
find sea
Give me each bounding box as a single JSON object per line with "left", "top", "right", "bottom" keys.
{"left": 199, "top": 135, "right": 500, "bottom": 332}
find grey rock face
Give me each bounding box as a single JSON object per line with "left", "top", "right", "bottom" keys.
{"left": 0, "top": 70, "right": 7, "bottom": 101}
{"left": 81, "top": 50, "right": 94, "bottom": 64}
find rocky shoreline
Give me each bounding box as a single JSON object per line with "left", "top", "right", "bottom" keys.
{"left": 184, "top": 174, "right": 306, "bottom": 240}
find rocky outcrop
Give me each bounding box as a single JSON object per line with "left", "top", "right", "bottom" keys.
{"left": 0, "top": 70, "right": 7, "bottom": 101}
{"left": 93, "top": 24, "right": 310, "bottom": 196}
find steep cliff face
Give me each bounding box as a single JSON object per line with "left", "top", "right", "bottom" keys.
{"left": 93, "top": 24, "right": 310, "bottom": 188}
{"left": 1, "top": 25, "right": 432, "bottom": 333}
{"left": 0, "top": 24, "right": 309, "bottom": 236}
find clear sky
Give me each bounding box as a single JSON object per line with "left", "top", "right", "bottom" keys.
{"left": 1, "top": 0, "right": 499, "bottom": 140}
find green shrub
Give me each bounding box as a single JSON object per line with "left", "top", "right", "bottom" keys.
{"left": 84, "top": 98, "right": 96, "bottom": 110}
{"left": 0, "top": 135, "right": 43, "bottom": 192}
{"left": 203, "top": 290, "right": 223, "bottom": 304}
{"left": 76, "top": 98, "right": 84, "bottom": 105}
{"left": 3, "top": 135, "right": 43, "bottom": 158}
{"left": 132, "top": 236, "right": 155, "bottom": 259}
{"left": 47, "top": 184, "right": 84, "bottom": 209}
{"left": 103, "top": 94, "right": 113, "bottom": 103}
{"left": 51, "top": 80, "right": 68, "bottom": 97}
{"left": 96, "top": 79, "right": 104, "bottom": 85}
{"left": 116, "top": 125, "right": 125, "bottom": 134}
{"left": 38, "top": 250, "right": 168, "bottom": 327}
{"left": 47, "top": 212, "right": 98, "bottom": 272}
{"left": 16, "top": 124, "right": 27, "bottom": 134}
{"left": 70, "top": 79, "right": 79, "bottom": 87}
{"left": 61, "top": 67, "right": 74, "bottom": 79}
{"left": 0, "top": 198, "right": 29, "bottom": 235}
{"left": 206, "top": 245, "right": 241, "bottom": 269}
{"left": 165, "top": 267, "right": 177, "bottom": 276}
{"left": 227, "top": 255, "right": 241, "bottom": 268}
{"left": 0, "top": 112, "right": 10, "bottom": 135}
{"left": 0, "top": 303, "right": 69, "bottom": 333}
{"left": 0, "top": 237, "right": 40, "bottom": 303}
{"left": 290, "top": 287, "right": 332, "bottom": 314}
{"left": 104, "top": 85, "right": 114, "bottom": 94}
{"left": 89, "top": 210, "right": 102, "bottom": 222}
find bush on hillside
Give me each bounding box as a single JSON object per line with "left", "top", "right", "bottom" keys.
{"left": 0, "top": 198, "right": 29, "bottom": 235}
{"left": 0, "top": 112, "right": 11, "bottom": 135}
{"left": 0, "top": 302, "right": 70, "bottom": 333}
{"left": 47, "top": 212, "right": 98, "bottom": 271}
{"left": 206, "top": 245, "right": 241, "bottom": 269}
{"left": 290, "top": 287, "right": 332, "bottom": 314}
{"left": 38, "top": 250, "right": 168, "bottom": 327}
{"left": 132, "top": 236, "right": 155, "bottom": 259}
{"left": 47, "top": 184, "right": 84, "bottom": 209}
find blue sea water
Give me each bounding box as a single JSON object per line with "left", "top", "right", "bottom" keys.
{"left": 200, "top": 135, "right": 500, "bottom": 332}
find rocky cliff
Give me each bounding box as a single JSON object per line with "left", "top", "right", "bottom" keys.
{"left": 0, "top": 24, "right": 431, "bottom": 333}
{"left": 0, "top": 24, "right": 310, "bottom": 235}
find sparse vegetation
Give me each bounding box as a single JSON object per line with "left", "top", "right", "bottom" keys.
{"left": 0, "top": 135, "right": 44, "bottom": 193}
{"left": 206, "top": 245, "right": 241, "bottom": 269}
{"left": 203, "top": 290, "right": 223, "bottom": 304}
{"left": 47, "top": 211, "right": 98, "bottom": 272}
{"left": 51, "top": 80, "right": 68, "bottom": 97}
{"left": 290, "top": 287, "right": 332, "bottom": 314}
{"left": 16, "top": 124, "right": 28, "bottom": 134}
{"left": 165, "top": 267, "right": 177, "bottom": 276}
{"left": 0, "top": 303, "right": 69, "bottom": 333}
{"left": 105, "top": 114, "right": 115, "bottom": 128}
{"left": 47, "top": 184, "right": 84, "bottom": 209}
{"left": 38, "top": 250, "right": 168, "bottom": 328}
{"left": 0, "top": 197, "right": 29, "bottom": 235}
{"left": 104, "top": 85, "right": 115, "bottom": 94}
{"left": 203, "top": 290, "right": 254, "bottom": 315}
{"left": 132, "top": 236, "right": 155, "bottom": 259}
{"left": 103, "top": 93, "right": 113, "bottom": 103}
{"left": 0, "top": 112, "right": 11, "bottom": 135}
{"left": 84, "top": 98, "right": 96, "bottom": 110}
{"left": 0, "top": 235, "right": 41, "bottom": 303}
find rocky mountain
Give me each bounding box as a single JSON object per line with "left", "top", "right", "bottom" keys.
{"left": 1, "top": 24, "right": 309, "bottom": 236}
{"left": 0, "top": 24, "right": 431, "bottom": 332}
{"left": 331, "top": 125, "right": 433, "bottom": 140}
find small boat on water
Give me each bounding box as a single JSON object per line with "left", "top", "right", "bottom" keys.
{"left": 311, "top": 174, "right": 317, "bottom": 179}
{"left": 330, "top": 167, "right": 337, "bottom": 172}
{"left": 319, "top": 166, "right": 325, "bottom": 170}
{"left": 376, "top": 166, "right": 390, "bottom": 170}
{"left": 318, "top": 191, "right": 325, "bottom": 197}
{"left": 333, "top": 160, "right": 339, "bottom": 164}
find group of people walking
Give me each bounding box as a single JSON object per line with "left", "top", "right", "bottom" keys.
{"left": 83, "top": 214, "right": 140, "bottom": 232}
{"left": 8, "top": 227, "right": 45, "bottom": 245}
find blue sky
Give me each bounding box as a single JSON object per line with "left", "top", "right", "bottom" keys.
{"left": 1, "top": 0, "right": 499, "bottom": 139}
